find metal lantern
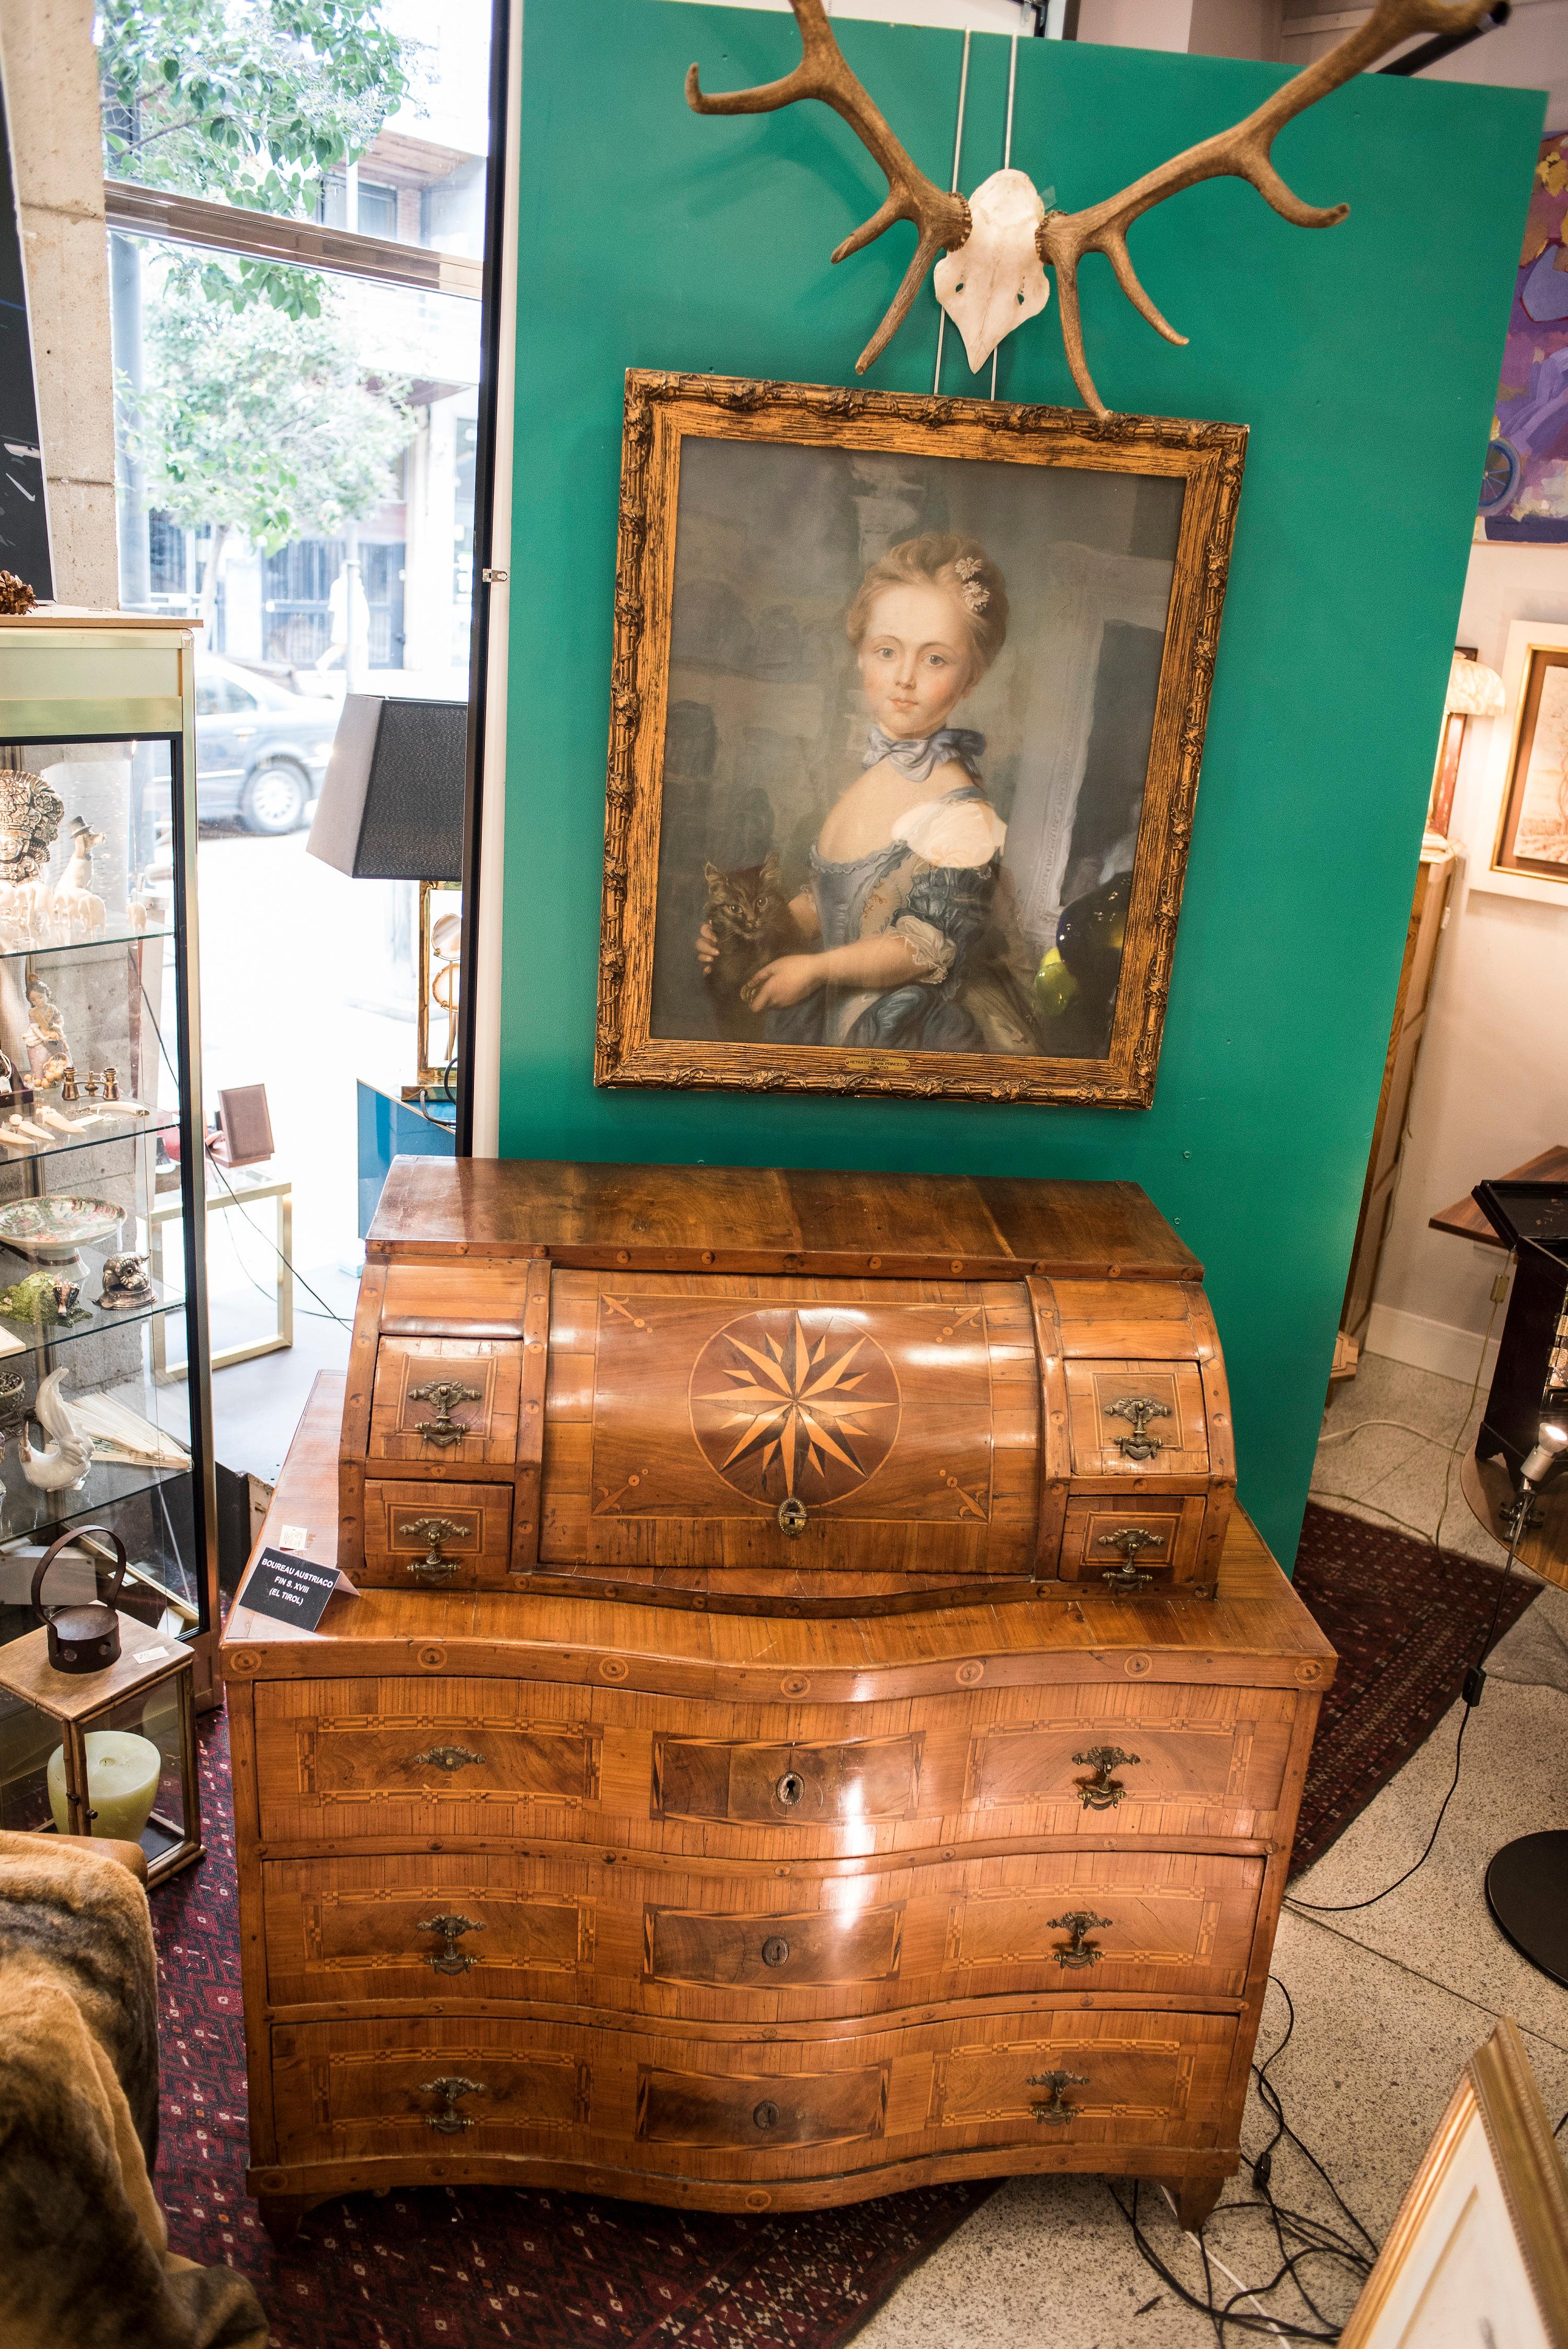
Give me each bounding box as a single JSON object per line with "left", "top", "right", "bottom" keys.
{"left": 0, "top": 1540, "right": 203, "bottom": 1886}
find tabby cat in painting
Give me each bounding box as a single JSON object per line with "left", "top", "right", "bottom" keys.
{"left": 700, "top": 850, "right": 794, "bottom": 1038}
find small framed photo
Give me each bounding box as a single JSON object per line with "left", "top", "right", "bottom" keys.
{"left": 1471, "top": 619, "right": 1568, "bottom": 906}
{"left": 595, "top": 373, "right": 1246, "bottom": 1109}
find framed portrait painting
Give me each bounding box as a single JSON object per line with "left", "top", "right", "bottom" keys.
{"left": 595, "top": 373, "right": 1246, "bottom": 1107}
{"left": 1470, "top": 619, "right": 1568, "bottom": 907}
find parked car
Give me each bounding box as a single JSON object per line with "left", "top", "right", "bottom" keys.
{"left": 194, "top": 656, "right": 339, "bottom": 834}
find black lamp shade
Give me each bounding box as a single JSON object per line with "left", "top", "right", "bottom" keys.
{"left": 307, "top": 695, "right": 467, "bottom": 883}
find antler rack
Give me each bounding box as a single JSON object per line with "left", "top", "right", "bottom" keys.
{"left": 687, "top": 0, "right": 1498, "bottom": 415}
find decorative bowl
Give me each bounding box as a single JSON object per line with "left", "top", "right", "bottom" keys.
{"left": 0, "top": 1194, "right": 123, "bottom": 1264}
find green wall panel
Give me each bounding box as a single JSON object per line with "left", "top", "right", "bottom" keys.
{"left": 502, "top": 0, "right": 1541, "bottom": 1567}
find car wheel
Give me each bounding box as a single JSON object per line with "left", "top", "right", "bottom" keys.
{"left": 239, "top": 761, "right": 309, "bottom": 835}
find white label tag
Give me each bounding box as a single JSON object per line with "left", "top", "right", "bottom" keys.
{"left": 278, "top": 1524, "right": 309, "bottom": 1550}
{"left": 134, "top": 1644, "right": 172, "bottom": 1662}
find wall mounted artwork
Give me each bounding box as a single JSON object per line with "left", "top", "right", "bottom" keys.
{"left": 1479, "top": 131, "right": 1568, "bottom": 546}
{"left": 1472, "top": 618, "right": 1568, "bottom": 903}
{"left": 595, "top": 373, "right": 1245, "bottom": 1109}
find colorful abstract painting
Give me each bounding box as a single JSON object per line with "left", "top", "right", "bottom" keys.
{"left": 1480, "top": 132, "right": 1568, "bottom": 544}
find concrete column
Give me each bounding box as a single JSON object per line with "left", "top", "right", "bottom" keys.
{"left": 0, "top": 0, "right": 119, "bottom": 608}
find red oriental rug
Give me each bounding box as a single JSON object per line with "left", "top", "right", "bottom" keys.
{"left": 153, "top": 1502, "right": 1535, "bottom": 2343}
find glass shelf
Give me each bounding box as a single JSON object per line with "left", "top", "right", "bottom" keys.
{"left": 0, "top": 1238, "right": 181, "bottom": 1351}
{"left": 0, "top": 924, "right": 175, "bottom": 964}
{"left": 0, "top": 1104, "right": 177, "bottom": 1169}
{"left": 0, "top": 1453, "right": 190, "bottom": 1546}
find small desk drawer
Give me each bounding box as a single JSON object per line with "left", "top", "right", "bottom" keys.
{"left": 360, "top": 1479, "right": 513, "bottom": 1590}
{"left": 369, "top": 1337, "right": 525, "bottom": 1466}
{"left": 1057, "top": 1494, "right": 1208, "bottom": 1587}
{"left": 652, "top": 1734, "right": 921, "bottom": 1826}
{"left": 644, "top": 1902, "right": 904, "bottom": 1992}
{"left": 636, "top": 2062, "right": 887, "bottom": 2152}
{"left": 1065, "top": 1360, "right": 1210, "bottom": 1478}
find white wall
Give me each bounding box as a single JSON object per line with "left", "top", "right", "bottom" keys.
{"left": 1282, "top": 0, "right": 1568, "bottom": 125}
{"left": 1367, "top": 542, "right": 1568, "bottom": 1384}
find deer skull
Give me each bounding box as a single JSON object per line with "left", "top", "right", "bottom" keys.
{"left": 934, "top": 170, "right": 1051, "bottom": 374}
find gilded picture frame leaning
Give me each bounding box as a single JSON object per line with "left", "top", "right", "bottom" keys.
{"left": 596, "top": 372, "right": 1246, "bottom": 1108}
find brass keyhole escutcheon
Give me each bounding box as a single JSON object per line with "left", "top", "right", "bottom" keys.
{"left": 775, "top": 1771, "right": 806, "bottom": 1807}
{"left": 753, "top": 2100, "right": 781, "bottom": 2131}
{"left": 420, "top": 2075, "right": 488, "bottom": 2134}
{"left": 1071, "top": 1744, "right": 1142, "bottom": 1810}
{"left": 1029, "top": 2069, "right": 1088, "bottom": 2125}
{"left": 1103, "top": 1393, "right": 1171, "bottom": 1462}
{"left": 1048, "top": 1910, "right": 1112, "bottom": 1970}
{"left": 409, "top": 1378, "right": 481, "bottom": 1448}
{"left": 399, "top": 1516, "right": 469, "bottom": 1580}
{"left": 418, "top": 1912, "right": 485, "bottom": 1975}
{"left": 761, "top": 1936, "right": 790, "bottom": 1968}
{"left": 777, "top": 1496, "right": 808, "bottom": 1537}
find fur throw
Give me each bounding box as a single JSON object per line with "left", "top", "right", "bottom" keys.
{"left": 0, "top": 1833, "right": 267, "bottom": 2349}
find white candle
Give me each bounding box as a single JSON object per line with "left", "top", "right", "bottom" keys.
{"left": 48, "top": 1731, "right": 163, "bottom": 1841}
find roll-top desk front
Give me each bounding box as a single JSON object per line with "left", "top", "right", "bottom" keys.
{"left": 224, "top": 1162, "right": 1334, "bottom": 2241}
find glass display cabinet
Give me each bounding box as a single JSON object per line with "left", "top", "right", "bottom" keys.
{"left": 0, "top": 616, "right": 214, "bottom": 1861}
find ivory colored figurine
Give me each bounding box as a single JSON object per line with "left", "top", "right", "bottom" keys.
{"left": 20, "top": 1367, "right": 95, "bottom": 1490}
{"left": 53, "top": 817, "right": 107, "bottom": 941}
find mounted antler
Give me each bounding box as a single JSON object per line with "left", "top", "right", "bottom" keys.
{"left": 686, "top": 0, "right": 971, "bottom": 375}
{"left": 1040, "top": 0, "right": 1497, "bottom": 414}
{"left": 687, "top": 0, "right": 1496, "bottom": 415}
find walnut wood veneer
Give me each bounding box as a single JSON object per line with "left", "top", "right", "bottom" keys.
{"left": 225, "top": 1358, "right": 1334, "bottom": 2243}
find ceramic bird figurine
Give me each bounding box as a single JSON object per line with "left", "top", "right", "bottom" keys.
{"left": 21, "top": 1367, "right": 94, "bottom": 1491}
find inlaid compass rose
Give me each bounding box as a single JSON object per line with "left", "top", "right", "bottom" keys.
{"left": 690, "top": 1308, "right": 900, "bottom": 1506}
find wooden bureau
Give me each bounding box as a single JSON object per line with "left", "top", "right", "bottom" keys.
{"left": 226, "top": 1185, "right": 1334, "bottom": 2242}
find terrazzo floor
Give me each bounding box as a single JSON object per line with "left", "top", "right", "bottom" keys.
{"left": 852, "top": 1351, "right": 1568, "bottom": 2348}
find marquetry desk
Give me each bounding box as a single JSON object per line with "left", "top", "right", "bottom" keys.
{"left": 224, "top": 1372, "right": 1334, "bottom": 2242}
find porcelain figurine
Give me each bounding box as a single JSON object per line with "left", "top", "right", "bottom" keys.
{"left": 0, "top": 1271, "right": 88, "bottom": 1326}
{"left": 21, "top": 1367, "right": 95, "bottom": 1489}
{"left": 53, "top": 818, "right": 107, "bottom": 941}
{"left": 22, "top": 974, "right": 71, "bottom": 1087}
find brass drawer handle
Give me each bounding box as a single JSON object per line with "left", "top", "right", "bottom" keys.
{"left": 760, "top": 1935, "right": 790, "bottom": 1968}
{"left": 1029, "top": 2069, "right": 1088, "bottom": 2125}
{"left": 418, "top": 1912, "right": 486, "bottom": 1974}
{"left": 1071, "top": 1745, "right": 1141, "bottom": 1810}
{"left": 409, "top": 1379, "right": 481, "bottom": 1447}
{"left": 1097, "top": 1527, "right": 1166, "bottom": 1595}
{"left": 775, "top": 1771, "right": 806, "bottom": 1807}
{"left": 1104, "top": 1394, "right": 1171, "bottom": 1461}
{"left": 752, "top": 2099, "right": 781, "bottom": 2131}
{"left": 420, "top": 2074, "right": 488, "bottom": 2133}
{"left": 1047, "top": 1910, "right": 1111, "bottom": 1969}
{"left": 409, "top": 1744, "right": 487, "bottom": 1774}
{"left": 399, "top": 1516, "right": 471, "bottom": 1581}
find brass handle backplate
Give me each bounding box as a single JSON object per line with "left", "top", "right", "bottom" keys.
{"left": 1029, "top": 2068, "right": 1088, "bottom": 2125}
{"left": 408, "top": 1744, "right": 487, "bottom": 1774}
{"left": 418, "top": 1912, "right": 486, "bottom": 1974}
{"left": 1071, "top": 1744, "right": 1142, "bottom": 1811}
{"left": 1104, "top": 1393, "right": 1172, "bottom": 1462}
{"left": 409, "top": 1378, "right": 481, "bottom": 1448}
{"left": 399, "top": 1516, "right": 471, "bottom": 1581}
{"left": 1047, "top": 1910, "right": 1112, "bottom": 1970}
{"left": 420, "top": 2074, "right": 488, "bottom": 2133}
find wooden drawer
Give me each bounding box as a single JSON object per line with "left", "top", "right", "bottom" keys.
{"left": 1065, "top": 1361, "right": 1210, "bottom": 1478}
{"left": 1057, "top": 1494, "right": 1209, "bottom": 1586}
{"left": 652, "top": 1733, "right": 922, "bottom": 1826}
{"left": 359, "top": 1480, "right": 513, "bottom": 1591}
{"left": 251, "top": 1676, "right": 1296, "bottom": 1852}
{"left": 268, "top": 2007, "right": 1238, "bottom": 2174}
{"left": 260, "top": 1848, "right": 1264, "bottom": 2014}
{"left": 368, "top": 1337, "right": 525, "bottom": 1467}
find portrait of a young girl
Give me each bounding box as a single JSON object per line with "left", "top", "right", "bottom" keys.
{"left": 695, "top": 532, "right": 1044, "bottom": 1056}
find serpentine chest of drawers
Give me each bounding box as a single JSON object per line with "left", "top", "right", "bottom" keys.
{"left": 223, "top": 1161, "right": 1335, "bottom": 2242}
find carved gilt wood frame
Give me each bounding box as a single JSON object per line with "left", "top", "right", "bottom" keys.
{"left": 595, "top": 371, "right": 1247, "bottom": 1108}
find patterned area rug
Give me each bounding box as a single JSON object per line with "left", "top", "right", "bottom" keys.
{"left": 153, "top": 1510, "right": 1535, "bottom": 2342}
{"left": 1286, "top": 1501, "right": 1538, "bottom": 1874}
{"left": 153, "top": 1712, "right": 991, "bottom": 2349}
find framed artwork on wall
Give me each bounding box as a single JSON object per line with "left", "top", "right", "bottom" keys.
{"left": 595, "top": 373, "right": 1246, "bottom": 1108}
{"left": 1477, "top": 132, "right": 1568, "bottom": 548}
{"left": 1470, "top": 618, "right": 1568, "bottom": 906}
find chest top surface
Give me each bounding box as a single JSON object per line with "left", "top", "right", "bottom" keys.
{"left": 228, "top": 1377, "right": 1335, "bottom": 1698}
{"left": 366, "top": 1158, "right": 1203, "bottom": 1281}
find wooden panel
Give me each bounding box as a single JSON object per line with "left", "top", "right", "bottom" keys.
{"left": 268, "top": 2007, "right": 1236, "bottom": 2174}
{"left": 259, "top": 1847, "right": 1262, "bottom": 2014}
{"left": 368, "top": 1338, "right": 523, "bottom": 1467}
{"left": 381, "top": 1260, "right": 538, "bottom": 1335}
{"left": 539, "top": 1275, "right": 1039, "bottom": 1580}
{"left": 1051, "top": 1282, "right": 1201, "bottom": 1360}
{"left": 966, "top": 1689, "right": 1290, "bottom": 1826}
{"left": 359, "top": 1480, "right": 514, "bottom": 1592}
{"left": 653, "top": 1734, "right": 923, "bottom": 1825}
{"left": 645, "top": 1903, "right": 904, "bottom": 1990}
{"left": 636, "top": 2062, "right": 887, "bottom": 2150}
{"left": 1064, "top": 1362, "right": 1210, "bottom": 1478}
{"left": 1057, "top": 1495, "right": 1208, "bottom": 1584}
